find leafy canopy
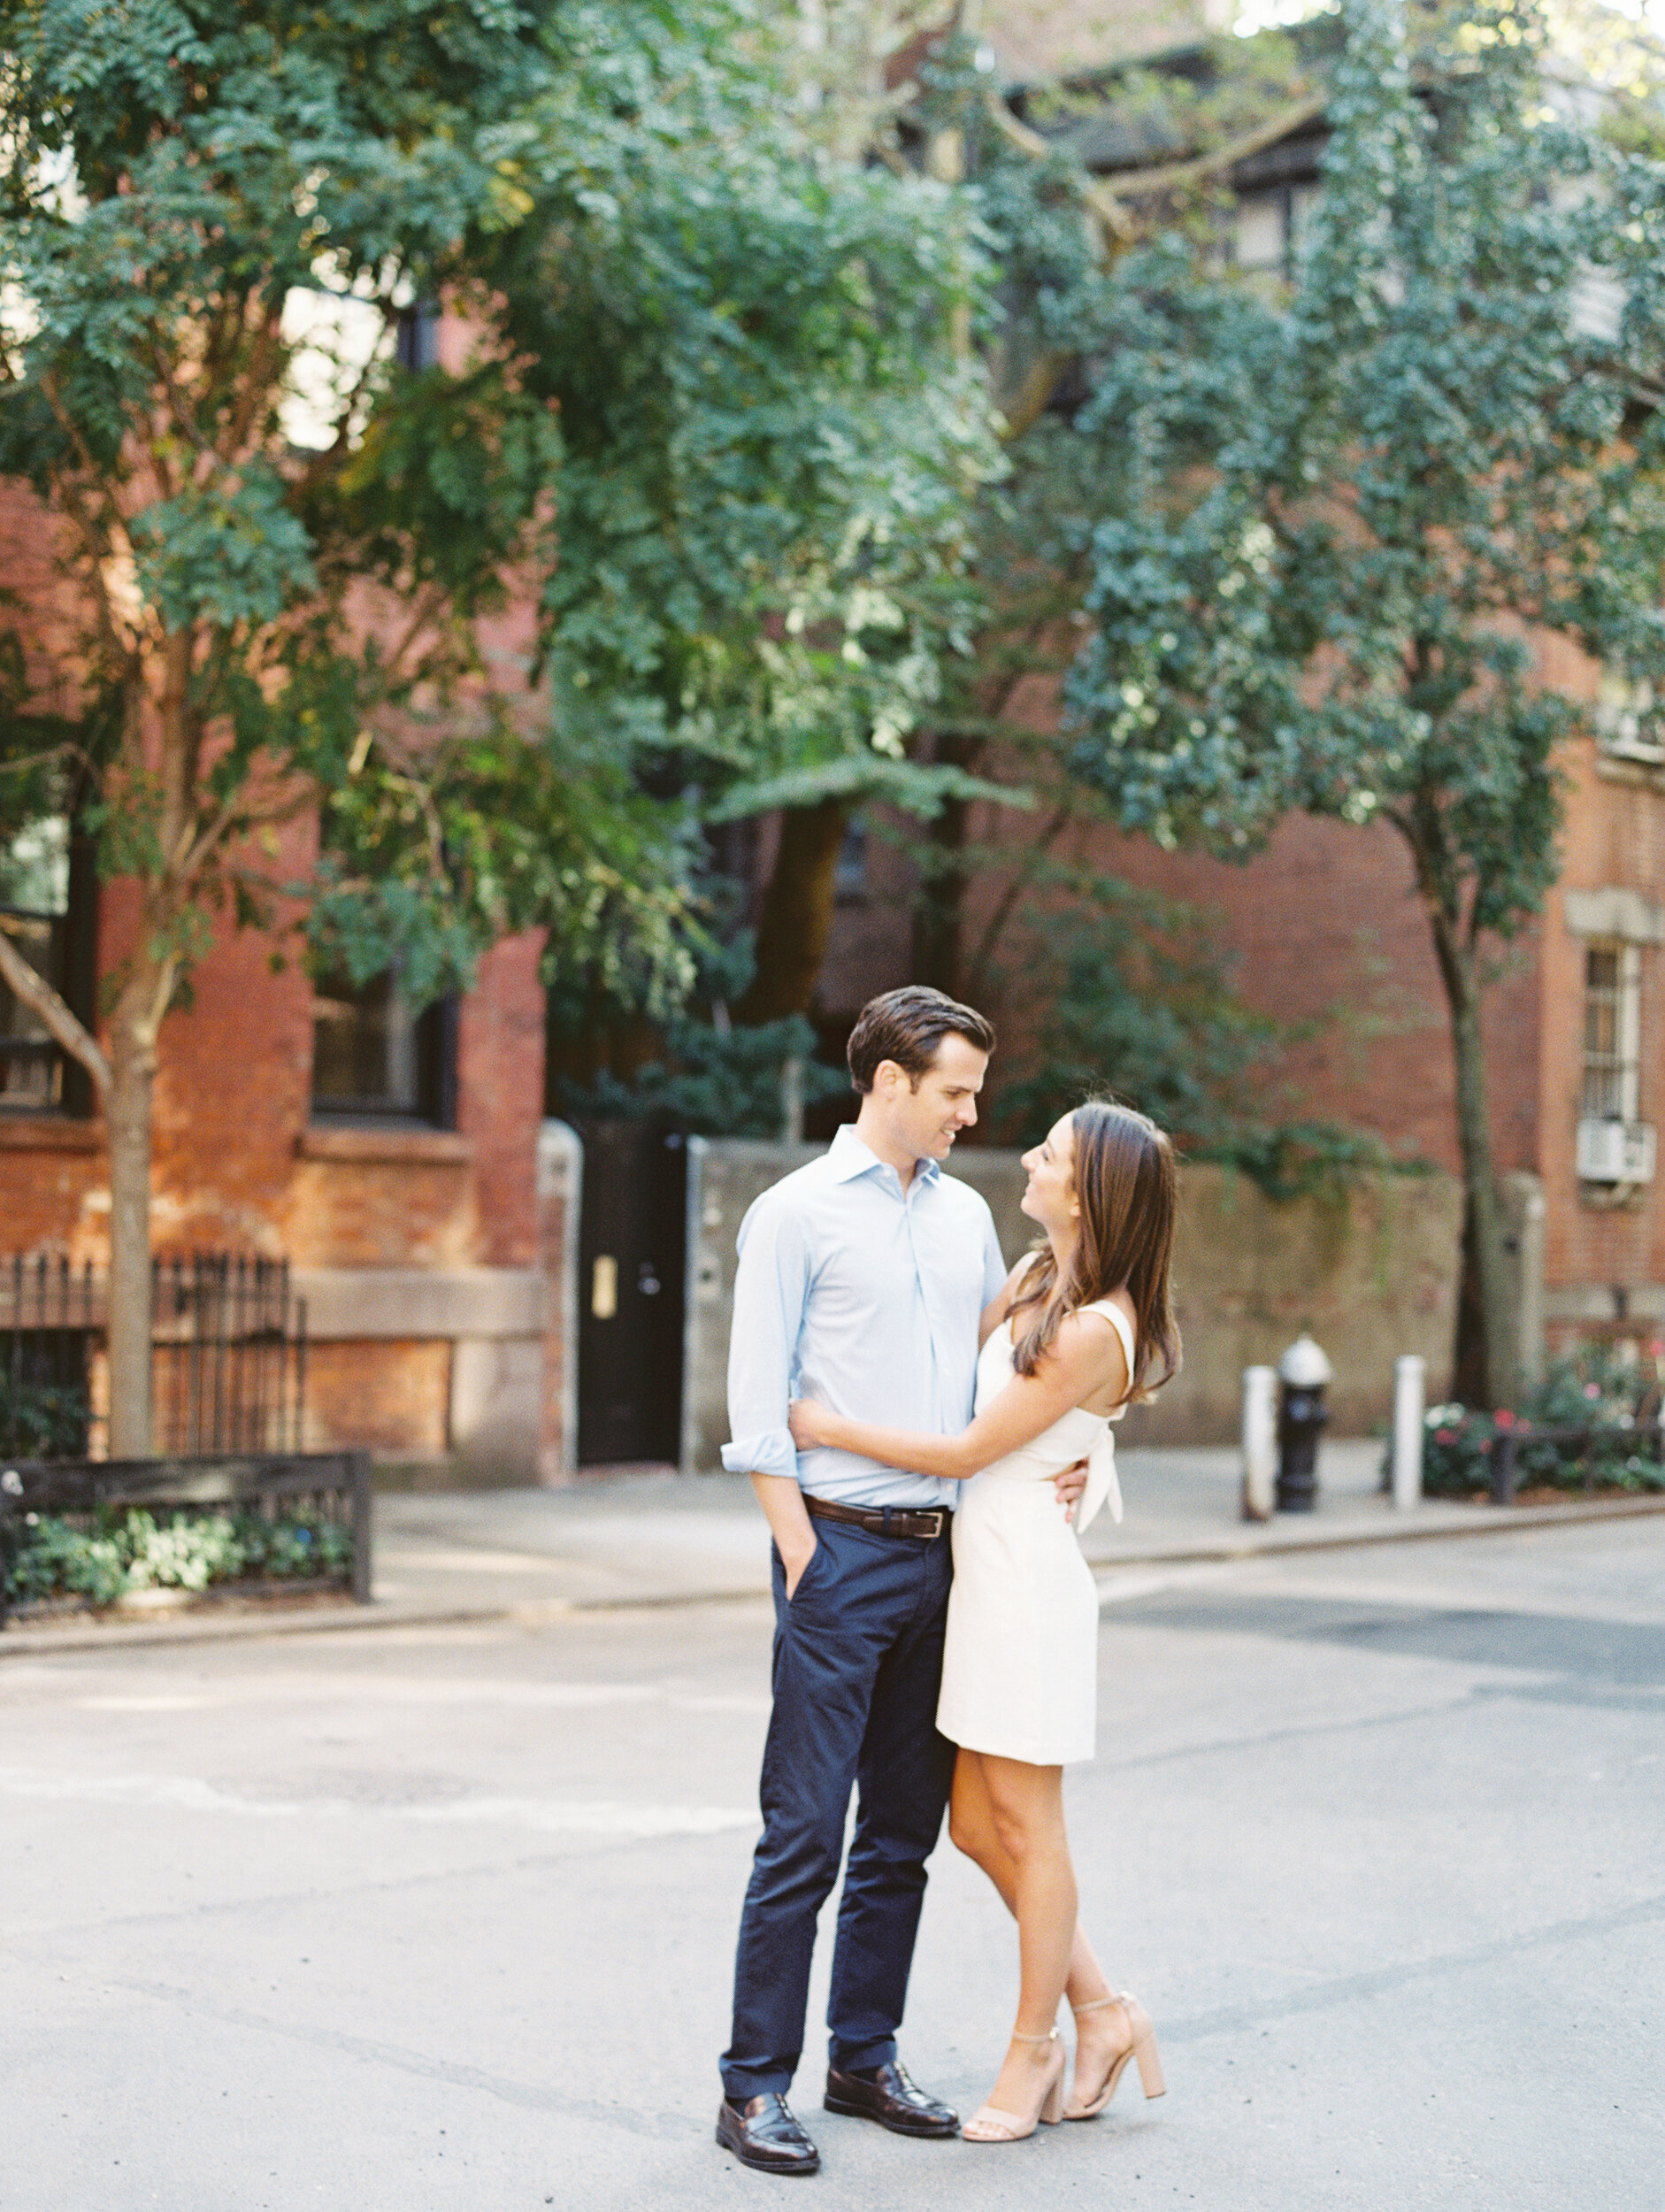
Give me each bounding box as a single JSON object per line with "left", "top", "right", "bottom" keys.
{"left": 1066, "top": 0, "right": 1665, "bottom": 954}
{"left": 0, "top": 0, "right": 997, "bottom": 1017}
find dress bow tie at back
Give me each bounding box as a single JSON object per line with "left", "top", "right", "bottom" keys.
{"left": 1078, "top": 1429, "right": 1123, "bottom": 1533}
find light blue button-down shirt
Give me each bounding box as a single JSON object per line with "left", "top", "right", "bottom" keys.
{"left": 721, "top": 1123, "right": 1009, "bottom": 1509}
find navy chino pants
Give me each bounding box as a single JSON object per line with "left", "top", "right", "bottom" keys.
{"left": 721, "top": 1514, "right": 956, "bottom": 2101}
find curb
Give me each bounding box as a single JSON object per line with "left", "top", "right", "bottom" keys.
{"left": 4, "top": 1490, "right": 1663, "bottom": 1659}
{"left": 1087, "top": 1488, "right": 1665, "bottom": 1571}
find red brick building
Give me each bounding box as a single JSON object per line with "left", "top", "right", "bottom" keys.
{"left": 0, "top": 469, "right": 564, "bottom": 1478}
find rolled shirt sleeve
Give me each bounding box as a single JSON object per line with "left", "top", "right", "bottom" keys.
{"left": 720, "top": 1194, "right": 810, "bottom": 1483}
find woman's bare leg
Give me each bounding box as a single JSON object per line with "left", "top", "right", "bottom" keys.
{"left": 950, "top": 1749, "right": 1116, "bottom": 2000}
{"left": 950, "top": 1749, "right": 1131, "bottom": 2105}
{"left": 948, "top": 1751, "right": 1078, "bottom": 2117}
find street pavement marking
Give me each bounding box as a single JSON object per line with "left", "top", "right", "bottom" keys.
{"left": 59, "top": 1673, "right": 772, "bottom": 1715}
{"left": 1096, "top": 1560, "right": 1249, "bottom": 1607}
{"left": 73, "top": 1694, "right": 224, "bottom": 1711}
{"left": 0, "top": 1763, "right": 758, "bottom": 1837}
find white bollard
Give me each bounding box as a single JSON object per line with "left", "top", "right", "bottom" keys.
{"left": 1392, "top": 1355, "right": 1426, "bottom": 1509}
{"left": 1241, "top": 1364, "right": 1278, "bottom": 1522}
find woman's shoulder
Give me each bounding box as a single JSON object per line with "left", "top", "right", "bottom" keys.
{"left": 1076, "top": 1286, "right": 1137, "bottom": 1337}
{"left": 1056, "top": 1292, "right": 1136, "bottom": 1397}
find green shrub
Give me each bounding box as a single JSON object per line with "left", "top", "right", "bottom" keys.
{"left": 1420, "top": 1344, "right": 1665, "bottom": 1498}
{"left": 4, "top": 1505, "right": 353, "bottom": 1607}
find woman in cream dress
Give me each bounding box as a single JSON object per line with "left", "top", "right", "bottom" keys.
{"left": 789, "top": 1099, "right": 1179, "bottom": 2146}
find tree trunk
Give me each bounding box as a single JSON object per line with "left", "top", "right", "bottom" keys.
{"left": 734, "top": 800, "right": 848, "bottom": 1024}
{"left": 911, "top": 734, "right": 975, "bottom": 998}
{"left": 1427, "top": 904, "right": 1515, "bottom": 1409}
{"left": 105, "top": 978, "right": 161, "bottom": 1458}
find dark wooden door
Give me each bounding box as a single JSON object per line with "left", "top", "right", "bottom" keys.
{"left": 573, "top": 1119, "right": 687, "bottom": 1467}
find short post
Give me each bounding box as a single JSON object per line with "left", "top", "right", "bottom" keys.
{"left": 1489, "top": 1426, "right": 1519, "bottom": 1506}
{"left": 349, "top": 1449, "right": 373, "bottom": 1604}
{"left": 0, "top": 1466, "right": 19, "bottom": 1629}
{"left": 1241, "top": 1365, "right": 1277, "bottom": 1522}
{"left": 1391, "top": 1356, "right": 1425, "bottom": 1509}
{"left": 780, "top": 1056, "right": 805, "bottom": 1144}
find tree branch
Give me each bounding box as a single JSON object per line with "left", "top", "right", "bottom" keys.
{"left": 982, "top": 90, "right": 1136, "bottom": 246}
{"left": 963, "top": 795, "right": 1074, "bottom": 996}
{"left": 0, "top": 918, "right": 111, "bottom": 1104}
{"left": 224, "top": 295, "right": 288, "bottom": 465}
{"left": 996, "top": 350, "right": 1070, "bottom": 442}
{"left": 1110, "top": 94, "right": 1328, "bottom": 201}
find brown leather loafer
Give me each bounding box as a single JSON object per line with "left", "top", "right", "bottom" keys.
{"left": 716, "top": 2093, "right": 821, "bottom": 2175}
{"left": 824, "top": 2059, "right": 959, "bottom": 2138}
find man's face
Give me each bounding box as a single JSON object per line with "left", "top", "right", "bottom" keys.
{"left": 879, "top": 1034, "right": 987, "bottom": 1160}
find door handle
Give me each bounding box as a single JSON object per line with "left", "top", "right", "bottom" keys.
{"left": 591, "top": 1255, "right": 618, "bottom": 1319}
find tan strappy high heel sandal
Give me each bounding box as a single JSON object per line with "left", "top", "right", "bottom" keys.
{"left": 961, "top": 2027, "right": 1067, "bottom": 2143}
{"left": 1064, "top": 1992, "right": 1166, "bottom": 2120}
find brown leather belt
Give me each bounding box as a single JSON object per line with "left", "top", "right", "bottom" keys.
{"left": 805, "top": 1495, "right": 951, "bottom": 1541}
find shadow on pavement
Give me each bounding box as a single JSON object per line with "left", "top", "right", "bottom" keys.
{"left": 1109, "top": 1589, "right": 1665, "bottom": 1697}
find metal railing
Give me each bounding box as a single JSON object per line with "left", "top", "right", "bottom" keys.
{"left": 1486, "top": 1419, "right": 1665, "bottom": 1504}
{"left": 1, "top": 1256, "right": 95, "bottom": 1456}
{"left": 151, "top": 1255, "right": 307, "bottom": 1456}
{"left": 0, "top": 1449, "right": 372, "bottom": 1627}
{"left": 0, "top": 1252, "right": 308, "bottom": 1457}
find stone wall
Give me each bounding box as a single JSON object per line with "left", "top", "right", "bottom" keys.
{"left": 680, "top": 1140, "right": 1469, "bottom": 1466}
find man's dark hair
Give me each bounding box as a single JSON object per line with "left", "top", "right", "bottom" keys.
{"left": 846, "top": 986, "right": 996, "bottom": 1094}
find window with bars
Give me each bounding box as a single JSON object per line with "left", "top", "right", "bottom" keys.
{"left": 0, "top": 814, "right": 97, "bottom": 1116}
{"left": 1582, "top": 941, "right": 1641, "bottom": 1122}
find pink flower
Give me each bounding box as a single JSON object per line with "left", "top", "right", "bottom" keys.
{"left": 1494, "top": 1409, "right": 1516, "bottom": 1429}
{"left": 1434, "top": 1429, "right": 1454, "bottom": 1446}
{"left": 1584, "top": 1381, "right": 1600, "bottom": 1400}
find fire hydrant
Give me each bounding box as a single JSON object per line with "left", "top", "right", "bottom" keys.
{"left": 1276, "top": 1333, "right": 1332, "bottom": 1512}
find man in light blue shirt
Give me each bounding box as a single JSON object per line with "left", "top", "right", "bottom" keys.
{"left": 723, "top": 1123, "right": 1007, "bottom": 1512}
{"left": 716, "top": 987, "right": 1081, "bottom": 2177}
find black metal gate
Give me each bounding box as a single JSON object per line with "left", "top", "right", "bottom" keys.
{"left": 573, "top": 1120, "right": 687, "bottom": 1468}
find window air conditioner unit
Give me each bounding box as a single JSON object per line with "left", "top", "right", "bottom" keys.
{"left": 1602, "top": 731, "right": 1665, "bottom": 768}
{"left": 1577, "top": 1117, "right": 1656, "bottom": 1184}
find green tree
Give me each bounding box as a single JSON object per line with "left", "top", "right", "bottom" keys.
{"left": 493, "top": 2, "right": 1009, "bottom": 1035}
{"left": 0, "top": 1, "right": 1001, "bottom": 1449}
{"left": 0, "top": 0, "right": 638, "bottom": 1451}
{"left": 1065, "top": 0, "right": 1665, "bottom": 1402}
{"left": 889, "top": 19, "right": 1326, "bottom": 1005}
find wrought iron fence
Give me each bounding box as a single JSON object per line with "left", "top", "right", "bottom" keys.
{"left": 0, "top": 1255, "right": 95, "bottom": 1456}
{"left": 152, "top": 1254, "right": 307, "bottom": 1455}
{"left": 0, "top": 1252, "right": 308, "bottom": 1456}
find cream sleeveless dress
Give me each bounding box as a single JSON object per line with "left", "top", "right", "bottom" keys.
{"left": 935, "top": 1299, "right": 1135, "bottom": 1767}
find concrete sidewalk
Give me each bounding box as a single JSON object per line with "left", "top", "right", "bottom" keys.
{"left": 371, "top": 1440, "right": 1665, "bottom": 1611}
{"left": 5, "top": 1440, "right": 1663, "bottom": 1655}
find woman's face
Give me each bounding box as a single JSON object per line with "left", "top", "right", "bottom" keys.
{"left": 1019, "top": 1113, "right": 1079, "bottom": 1234}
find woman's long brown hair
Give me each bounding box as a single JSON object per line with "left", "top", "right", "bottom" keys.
{"left": 1008, "top": 1099, "right": 1181, "bottom": 1402}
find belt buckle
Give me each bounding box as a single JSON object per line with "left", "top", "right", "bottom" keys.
{"left": 917, "top": 1510, "right": 944, "bottom": 1540}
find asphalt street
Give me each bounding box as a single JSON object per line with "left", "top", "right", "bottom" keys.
{"left": 4, "top": 1517, "right": 1661, "bottom": 2212}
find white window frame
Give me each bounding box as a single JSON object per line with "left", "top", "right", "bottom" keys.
{"left": 1581, "top": 938, "right": 1641, "bottom": 1124}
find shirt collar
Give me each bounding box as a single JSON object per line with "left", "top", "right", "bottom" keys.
{"left": 827, "top": 1121, "right": 942, "bottom": 1188}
